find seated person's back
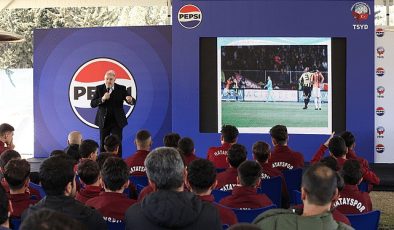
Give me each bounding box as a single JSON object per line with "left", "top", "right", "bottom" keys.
{"left": 216, "top": 144, "right": 247, "bottom": 191}
{"left": 219, "top": 161, "right": 272, "bottom": 209}
{"left": 207, "top": 125, "right": 239, "bottom": 169}
{"left": 124, "top": 130, "right": 152, "bottom": 176}
{"left": 75, "top": 159, "right": 102, "bottom": 204}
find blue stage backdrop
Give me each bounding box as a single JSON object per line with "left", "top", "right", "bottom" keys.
{"left": 172, "top": 1, "right": 375, "bottom": 162}
{"left": 34, "top": 26, "right": 171, "bottom": 158}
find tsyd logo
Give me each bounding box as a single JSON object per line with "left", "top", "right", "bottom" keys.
{"left": 376, "top": 28, "right": 384, "bottom": 37}
{"left": 376, "top": 67, "right": 385, "bottom": 77}
{"left": 351, "top": 2, "right": 370, "bottom": 30}
{"left": 377, "top": 47, "right": 385, "bottom": 58}
{"left": 69, "top": 58, "right": 137, "bottom": 128}
{"left": 376, "top": 126, "right": 385, "bottom": 138}
{"left": 376, "top": 144, "right": 385, "bottom": 153}
{"left": 178, "top": 4, "right": 202, "bottom": 29}
{"left": 377, "top": 86, "right": 385, "bottom": 98}
{"left": 376, "top": 107, "right": 385, "bottom": 116}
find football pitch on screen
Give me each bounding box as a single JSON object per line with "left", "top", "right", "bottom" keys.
{"left": 221, "top": 101, "right": 328, "bottom": 127}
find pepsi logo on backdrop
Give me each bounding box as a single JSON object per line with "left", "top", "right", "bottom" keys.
{"left": 376, "top": 144, "right": 385, "bottom": 153}
{"left": 178, "top": 4, "right": 202, "bottom": 29}
{"left": 376, "top": 126, "right": 385, "bottom": 138}
{"left": 377, "top": 86, "right": 385, "bottom": 98}
{"left": 376, "top": 67, "right": 385, "bottom": 77}
{"left": 377, "top": 47, "right": 385, "bottom": 58}
{"left": 376, "top": 28, "right": 384, "bottom": 37}
{"left": 376, "top": 107, "right": 385, "bottom": 116}
{"left": 69, "top": 58, "right": 137, "bottom": 128}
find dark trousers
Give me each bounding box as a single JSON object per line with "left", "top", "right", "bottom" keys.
{"left": 100, "top": 116, "right": 123, "bottom": 157}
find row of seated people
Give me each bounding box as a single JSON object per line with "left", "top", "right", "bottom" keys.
{"left": 0, "top": 146, "right": 358, "bottom": 230}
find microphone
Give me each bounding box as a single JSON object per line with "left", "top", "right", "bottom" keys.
{"left": 106, "top": 87, "right": 110, "bottom": 93}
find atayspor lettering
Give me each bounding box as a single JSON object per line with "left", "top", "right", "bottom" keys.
{"left": 220, "top": 184, "right": 237, "bottom": 191}
{"left": 214, "top": 150, "right": 228, "bottom": 156}
{"left": 272, "top": 162, "right": 294, "bottom": 170}
{"left": 333, "top": 197, "right": 366, "bottom": 213}
{"left": 130, "top": 166, "right": 146, "bottom": 174}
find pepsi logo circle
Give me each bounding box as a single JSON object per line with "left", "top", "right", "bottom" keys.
{"left": 376, "top": 144, "right": 385, "bottom": 153}
{"left": 178, "top": 4, "right": 202, "bottom": 29}
{"left": 376, "top": 28, "right": 384, "bottom": 37}
{"left": 376, "top": 107, "right": 385, "bottom": 116}
{"left": 376, "top": 67, "right": 385, "bottom": 77}
{"left": 69, "top": 58, "right": 137, "bottom": 128}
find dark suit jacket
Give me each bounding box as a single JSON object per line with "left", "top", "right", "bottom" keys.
{"left": 90, "top": 83, "right": 134, "bottom": 128}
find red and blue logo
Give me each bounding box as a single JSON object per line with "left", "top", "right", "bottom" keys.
{"left": 377, "top": 47, "right": 385, "bottom": 58}
{"left": 376, "top": 28, "right": 384, "bottom": 37}
{"left": 376, "top": 67, "right": 385, "bottom": 77}
{"left": 376, "top": 144, "right": 385, "bottom": 153}
{"left": 377, "top": 86, "right": 385, "bottom": 98}
{"left": 69, "top": 58, "right": 137, "bottom": 128}
{"left": 178, "top": 4, "right": 202, "bottom": 29}
{"left": 351, "top": 2, "right": 370, "bottom": 22}
{"left": 376, "top": 107, "right": 385, "bottom": 116}
{"left": 377, "top": 126, "right": 385, "bottom": 138}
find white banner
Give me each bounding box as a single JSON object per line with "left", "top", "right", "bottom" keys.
{"left": 375, "top": 26, "right": 394, "bottom": 163}
{"left": 243, "top": 89, "right": 298, "bottom": 102}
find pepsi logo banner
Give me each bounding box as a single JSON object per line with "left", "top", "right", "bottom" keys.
{"left": 34, "top": 26, "right": 171, "bottom": 158}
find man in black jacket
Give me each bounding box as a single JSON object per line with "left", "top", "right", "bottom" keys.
{"left": 125, "top": 147, "right": 222, "bottom": 230}
{"left": 21, "top": 155, "right": 107, "bottom": 230}
{"left": 90, "top": 70, "right": 135, "bottom": 157}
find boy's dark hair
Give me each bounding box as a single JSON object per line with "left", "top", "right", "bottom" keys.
{"left": 39, "top": 155, "right": 75, "bottom": 196}
{"left": 0, "top": 185, "right": 8, "bottom": 225}
{"left": 163, "top": 133, "right": 181, "bottom": 148}
{"left": 4, "top": 159, "right": 30, "bottom": 190}
{"left": 339, "top": 131, "right": 355, "bottom": 148}
{"left": 50, "top": 150, "right": 67, "bottom": 157}
{"left": 0, "top": 149, "right": 21, "bottom": 168}
{"left": 269, "top": 125, "right": 288, "bottom": 145}
{"left": 187, "top": 159, "right": 216, "bottom": 194}
{"left": 252, "top": 141, "right": 271, "bottom": 163}
{"left": 341, "top": 159, "right": 362, "bottom": 185}
{"left": 227, "top": 144, "right": 247, "bottom": 168}
{"left": 101, "top": 157, "right": 129, "bottom": 191}
{"left": 77, "top": 159, "right": 100, "bottom": 185}
{"left": 328, "top": 136, "right": 347, "bottom": 158}
{"left": 319, "top": 156, "right": 338, "bottom": 171}
{"left": 0, "top": 123, "right": 14, "bottom": 136}
{"left": 97, "top": 152, "right": 112, "bottom": 170}
{"left": 302, "top": 163, "right": 337, "bottom": 206}
{"left": 178, "top": 137, "right": 194, "bottom": 157}
{"left": 221, "top": 125, "right": 239, "bottom": 143}
{"left": 104, "top": 135, "right": 120, "bottom": 152}
{"left": 238, "top": 161, "right": 262, "bottom": 187}
{"left": 20, "top": 208, "right": 85, "bottom": 230}
{"left": 79, "top": 139, "right": 99, "bottom": 158}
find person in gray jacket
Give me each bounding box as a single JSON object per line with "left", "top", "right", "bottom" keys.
{"left": 125, "top": 147, "right": 222, "bottom": 230}
{"left": 253, "top": 163, "right": 354, "bottom": 230}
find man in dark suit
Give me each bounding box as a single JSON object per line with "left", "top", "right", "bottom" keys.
{"left": 90, "top": 70, "right": 135, "bottom": 157}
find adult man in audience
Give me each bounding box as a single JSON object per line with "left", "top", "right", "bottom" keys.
{"left": 64, "top": 131, "right": 82, "bottom": 162}
{"left": 125, "top": 130, "right": 152, "bottom": 176}
{"left": 216, "top": 144, "right": 247, "bottom": 191}
{"left": 79, "top": 140, "right": 99, "bottom": 162}
{"left": 125, "top": 147, "right": 222, "bottom": 230}
{"left": 20, "top": 209, "right": 85, "bottom": 230}
{"left": 269, "top": 125, "right": 304, "bottom": 171}
{"left": 333, "top": 160, "right": 372, "bottom": 214}
{"left": 311, "top": 134, "right": 380, "bottom": 187}
{"left": 163, "top": 132, "right": 181, "bottom": 148}
{"left": 86, "top": 157, "right": 136, "bottom": 222}
{"left": 253, "top": 164, "right": 353, "bottom": 229}
{"left": 4, "top": 159, "right": 37, "bottom": 218}
{"left": 207, "top": 125, "right": 239, "bottom": 169}
{"left": 186, "top": 159, "right": 237, "bottom": 226}
{"left": 75, "top": 160, "right": 102, "bottom": 204}
{"left": 22, "top": 155, "right": 107, "bottom": 230}
{"left": 103, "top": 135, "right": 120, "bottom": 156}
{"left": 0, "top": 185, "right": 10, "bottom": 230}
{"left": 0, "top": 123, "right": 15, "bottom": 155}
{"left": 178, "top": 137, "right": 199, "bottom": 166}
{"left": 219, "top": 161, "right": 272, "bottom": 209}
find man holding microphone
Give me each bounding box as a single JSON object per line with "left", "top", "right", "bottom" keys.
{"left": 90, "top": 70, "right": 135, "bottom": 157}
